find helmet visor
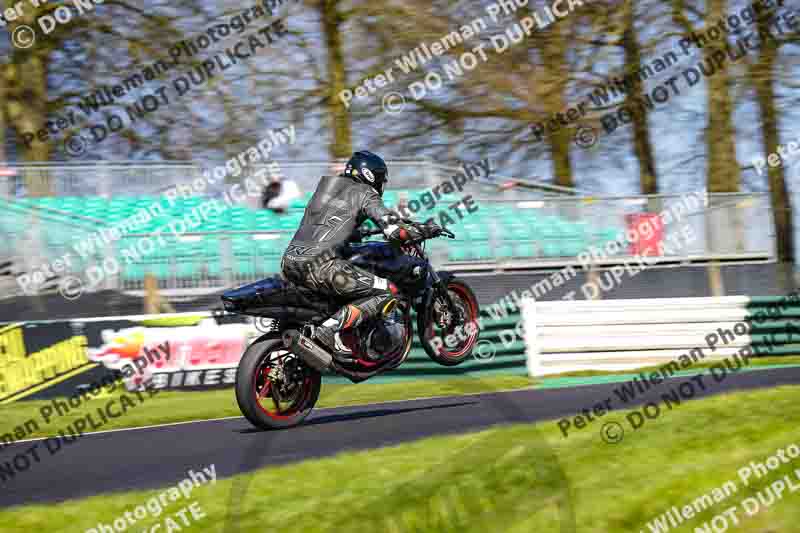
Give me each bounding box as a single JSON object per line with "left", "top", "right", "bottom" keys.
{"left": 376, "top": 168, "right": 387, "bottom": 196}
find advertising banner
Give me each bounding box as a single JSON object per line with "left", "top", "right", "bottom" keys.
{"left": 0, "top": 313, "right": 264, "bottom": 402}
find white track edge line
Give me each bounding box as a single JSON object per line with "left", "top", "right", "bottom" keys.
{"left": 1, "top": 385, "right": 536, "bottom": 448}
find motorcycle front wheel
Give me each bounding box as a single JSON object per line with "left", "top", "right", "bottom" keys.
{"left": 418, "top": 279, "right": 480, "bottom": 366}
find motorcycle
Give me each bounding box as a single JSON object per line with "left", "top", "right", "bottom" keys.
{"left": 221, "top": 223, "right": 480, "bottom": 429}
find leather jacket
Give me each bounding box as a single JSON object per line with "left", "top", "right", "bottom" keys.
{"left": 284, "top": 174, "right": 408, "bottom": 262}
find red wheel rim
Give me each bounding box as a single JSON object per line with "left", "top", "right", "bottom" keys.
{"left": 252, "top": 350, "right": 314, "bottom": 421}
{"left": 428, "top": 283, "right": 479, "bottom": 360}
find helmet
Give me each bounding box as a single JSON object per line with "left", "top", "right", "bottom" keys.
{"left": 343, "top": 150, "right": 388, "bottom": 196}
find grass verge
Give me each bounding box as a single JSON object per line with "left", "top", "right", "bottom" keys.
{"left": 0, "top": 375, "right": 535, "bottom": 441}
{"left": 1, "top": 385, "right": 798, "bottom": 532}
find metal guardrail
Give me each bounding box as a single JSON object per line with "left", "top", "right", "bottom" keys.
{"left": 0, "top": 162, "right": 777, "bottom": 297}
{"left": 483, "top": 192, "right": 775, "bottom": 260}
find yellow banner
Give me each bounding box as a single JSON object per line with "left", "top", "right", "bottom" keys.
{"left": 0, "top": 324, "right": 26, "bottom": 369}
{"left": 0, "top": 336, "right": 88, "bottom": 399}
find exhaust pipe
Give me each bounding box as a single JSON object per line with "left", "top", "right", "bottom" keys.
{"left": 283, "top": 330, "right": 333, "bottom": 372}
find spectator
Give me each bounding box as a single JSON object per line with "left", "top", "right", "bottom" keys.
{"left": 396, "top": 191, "right": 409, "bottom": 213}
{"left": 261, "top": 175, "right": 301, "bottom": 213}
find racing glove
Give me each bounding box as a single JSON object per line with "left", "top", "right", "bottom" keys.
{"left": 383, "top": 220, "right": 442, "bottom": 243}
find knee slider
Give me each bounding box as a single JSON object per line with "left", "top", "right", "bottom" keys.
{"left": 382, "top": 297, "right": 398, "bottom": 316}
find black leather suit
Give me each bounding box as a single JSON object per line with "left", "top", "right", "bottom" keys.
{"left": 280, "top": 174, "right": 423, "bottom": 334}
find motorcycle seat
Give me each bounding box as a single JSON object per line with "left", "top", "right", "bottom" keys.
{"left": 221, "top": 275, "right": 341, "bottom": 321}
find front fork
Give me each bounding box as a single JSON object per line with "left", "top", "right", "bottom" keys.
{"left": 427, "top": 270, "right": 463, "bottom": 330}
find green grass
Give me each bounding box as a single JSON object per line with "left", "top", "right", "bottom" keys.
{"left": 0, "top": 375, "right": 535, "bottom": 441}
{"left": 1, "top": 385, "right": 798, "bottom": 532}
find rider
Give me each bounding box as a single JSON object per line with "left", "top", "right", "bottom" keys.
{"left": 281, "top": 150, "right": 440, "bottom": 359}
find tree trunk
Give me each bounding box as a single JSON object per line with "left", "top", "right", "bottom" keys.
{"left": 753, "top": 10, "right": 794, "bottom": 263}
{"left": 540, "top": 22, "right": 573, "bottom": 189}
{"left": 704, "top": 0, "right": 739, "bottom": 193}
{"left": 321, "top": 0, "right": 352, "bottom": 159}
{"left": 622, "top": 0, "right": 658, "bottom": 194}
{"left": 6, "top": 7, "right": 53, "bottom": 195}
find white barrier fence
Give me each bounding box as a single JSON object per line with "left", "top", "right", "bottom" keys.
{"left": 523, "top": 296, "right": 769, "bottom": 377}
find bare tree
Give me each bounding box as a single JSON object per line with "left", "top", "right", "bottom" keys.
{"left": 672, "top": 0, "right": 740, "bottom": 193}
{"left": 748, "top": 4, "right": 796, "bottom": 262}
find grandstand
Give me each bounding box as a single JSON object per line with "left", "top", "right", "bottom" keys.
{"left": 0, "top": 162, "right": 774, "bottom": 297}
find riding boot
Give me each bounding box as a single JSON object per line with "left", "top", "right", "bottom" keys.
{"left": 314, "top": 295, "right": 397, "bottom": 358}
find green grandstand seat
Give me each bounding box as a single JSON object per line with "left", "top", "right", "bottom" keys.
{"left": 236, "top": 258, "right": 257, "bottom": 277}
{"left": 181, "top": 198, "right": 203, "bottom": 208}
{"left": 206, "top": 260, "right": 222, "bottom": 278}
{"left": 143, "top": 261, "right": 170, "bottom": 279}
{"left": 232, "top": 236, "right": 255, "bottom": 257}
{"left": 255, "top": 239, "right": 283, "bottom": 257}
{"left": 59, "top": 197, "right": 83, "bottom": 211}
{"left": 597, "top": 227, "right": 623, "bottom": 244}
{"left": 149, "top": 246, "right": 174, "bottom": 265}
{"left": 560, "top": 240, "right": 586, "bottom": 256}
{"left": 122, "top": 263, "right": 144, "bottom": 282}
{"left": 255, "top": 211, "right": 279, "bottom": 229}
{"left": 495, "top": 243, "right": 514, "bottom": 259}
{"left": 203, "top": 237, "right": 221, "bottom": 258}
{"left": 542, "top": 242, "right": 560, "bottom": 257}
{"left": 515, "top": 242, "right": 536, "bottom": 257}
{"left": 494, "top": 205, "right": 517, "bottom": 219}
{"left": 180, "top": 258, "right": 203, "bottom": 277}
{"left": 448, "top": 243, "right": 469, "bottom": 261}
{"left": 259, "top": 256, "right": 281, "bottom": 274}
{"left": 464, "top": 223, "right": 489, "bottom": 241}
{"left": 507, "top": 220, "right": 532, "bottom": 240}
{"left": 473, "top": 242, "right": 492, "bottom": 260}
{"left": 84, "top": 197, "right": 108, "bottom": 206}
{"left": 289, "top": 197, "right": 307, "bottom": 209}
{"left": 277, "top": 215, "right": 301, "bottom": 230}
{"left": 230, "top": 219, "right": 251, "bottom": 231}
{"left": 192, "top": 215, "right": 220, "bottom": 231}
{"left": 382, "top": 191, "right": 398, "bottom": 204}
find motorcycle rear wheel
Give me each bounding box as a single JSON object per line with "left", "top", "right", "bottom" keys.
{"left": 235, "top": 336, "right": 321, "bottom": 430}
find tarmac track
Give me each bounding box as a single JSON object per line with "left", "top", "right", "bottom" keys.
{"left": 1, "top": 365, "right": 799, "bottom": 508}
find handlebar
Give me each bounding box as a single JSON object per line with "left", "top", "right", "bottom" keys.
{"left": 439, "top": 228, "right": 456, "bottom": 239}
{"left": 357, "top": 224, "right": 455, "bottom": 241}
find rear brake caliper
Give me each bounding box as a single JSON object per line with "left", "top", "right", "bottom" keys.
{"left": 278, "top": 358, "right": 307, "bottom": 399}
{"left": 268, "top": 365, "right": 285, "bottom": 383}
